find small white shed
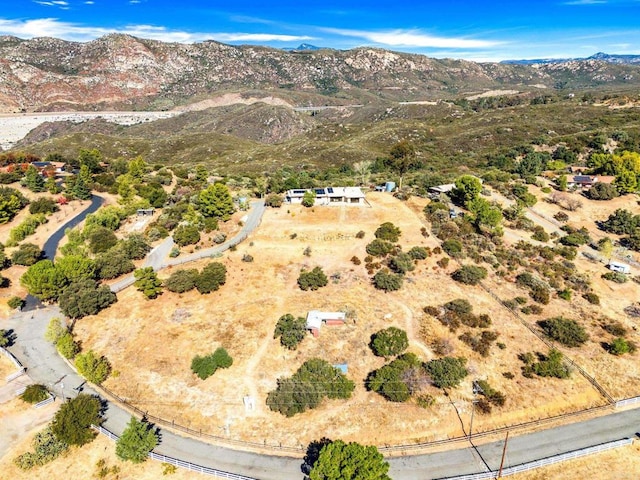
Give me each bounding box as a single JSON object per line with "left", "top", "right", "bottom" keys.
{"left": 608, "top": 261, "right": 631, "bottom": 274}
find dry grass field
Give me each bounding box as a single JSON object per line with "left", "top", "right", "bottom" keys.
{"left": 67, "top": 191, "right": 640, "bottom": 451}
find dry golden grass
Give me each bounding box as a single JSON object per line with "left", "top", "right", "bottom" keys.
{"left": 70, "top": 192, "right": 634, "bottom": 450}
{"left": 0, "top": 427, "right": 202, "bottom": 480}
{"left": 0, "top": 354, "right": 16, "bottom": 379}
{"left": 510, "top": 441, "right": 640, "bottom": 480}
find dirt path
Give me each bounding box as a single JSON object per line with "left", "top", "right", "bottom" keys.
{"left": 394, "top": 300, "right": 432, "bottom": 359}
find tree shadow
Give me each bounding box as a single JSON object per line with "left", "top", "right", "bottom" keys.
{"left": 301, "top": 437, "right": 332, "bottom": 476}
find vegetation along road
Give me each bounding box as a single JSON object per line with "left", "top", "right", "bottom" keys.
{"left": 5, "top": 192, "right": 639, "bottom": 479}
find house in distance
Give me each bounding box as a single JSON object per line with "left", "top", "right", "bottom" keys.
{"left": 285, "top": 187, "right": 367, "bottom": 205}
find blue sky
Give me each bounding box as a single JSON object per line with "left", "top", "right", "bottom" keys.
{"left": 1, "top": 0, "right": 640, "bottom": 61}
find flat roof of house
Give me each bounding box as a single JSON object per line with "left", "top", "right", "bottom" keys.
{"left": 306, "top": 310, "right": 346, "bottom": 330}
{"left": 286, "top": 187, "right": 365, "bottom": 198}
{"left": 429, "top": 183, "right": 456, "bottom": 193}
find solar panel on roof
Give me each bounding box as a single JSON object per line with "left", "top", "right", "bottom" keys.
{"left": 328, "top": 187, "right": 334, "bottom": 194}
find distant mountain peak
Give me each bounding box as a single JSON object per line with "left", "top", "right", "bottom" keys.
{"left": 503, "top": 52, "right": 640, "bottom": 65}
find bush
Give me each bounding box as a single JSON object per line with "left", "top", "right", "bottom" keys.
{"left": 408, "top": 246, "right": 429, "bottom": 260}
{"left": 119, "top": 234, "right": 151, "bottom": 260}
{"left": 95, "top": 252, "right": 135, "bottom": 280}
{"left": 441, "top": 239, "right": 463, "bottom": 257}
{"left": 538, "top": 317, "right": 589, "bottom": 347}
{"left": 134, "top": 267, "right": 163, "bottom": 299}
{"left": 265, "top": 193, "right": 284, "bottom": 208}
{"left": 350, "top": 256, "right": 361, "bottom": 265}
{"left": 602, "top": 321, "right": 626, "bottom": 337}
{"left": 459, "top": 330, "right": 499, "bottom": 357}
{"left": 173, "top": 224, "right": 201, "bottom": 247}
{"left": 20, "top": 384, "right": 49, "bottom": 404}
{"left": 531, "top": 349, "right": 571, "bottom": 379}
{"left": 602, "top": 271, "right": 628, "bottom": 283}
{"left": 29, "top": 197, "right": 59, "bottom": 215}
{"left": 531, "top": 227, "right": 549, "bottom": 242}
{"left": 366, "top": 354, "right": 424, "bottom": 403}
{"left": 51, "top": 394, "right": 102, "bottom": 446}
{"left": 587, "top": 182, "right": 619, "bottom": 200}
{"left": 297, "top": 266, "right": 328, "bottom": 291}
{"left": 553, "top": 211, "right": 569, "bottom": 222}
{"left": 370, "top": 327, "right": 409, "bottom": 359}
{"left": 365, "top": 239, "right": 394, "bottom": 257}
{"left": 372, "top": 269, "right": 403, "bottom": 292}
{"left": 58, "top": 279, "right": 117, "bottom": 319}
{"left": 191, "top": 347, "right": 233, "bottom": 380}
{"left": 195, "top": 262, "right": 227, "bottom": 294}
{"left": 7, "top": 296, "right": 25, "bottom": 310}
{"left": 374, "top": 222, "right": 401, "bottom": 242}
{"left": 583, "top": 292, "right": 600, "bottom": 305}
{"left": 56, "top": 332, "right": 80, "bottom": 359}
{"left": 11, "top": 243, "right": 43, "bottom": 266}
{"left": 608, "top": 337, "right": 636, "bottom": 356}
{"left": 530, "top": 285, "right": 550, "bottom": 305}
{"left": 451, "top": 265, "right": 487, "bottom": 285}
{"left": 13, "top": 426, "right": 68, "bottom": 470}
{"left": 388, "top": 252, "right": 415, "bottom": 274}
{"left": 8, "top": 214, "right": 47, "bottom": 245}
{"left": 164, "top": 269, "right": 199, "bottom": 293}
{"left": 425, "top": 356, "right": 468, "bottom": 388}
{"left": 242, "top": 254, "right": 254, "bottom": 262}
{"left": 355, "top": 230, "right": 366, "bottom": 239}
{"left": 267, "top": 359, "right": 354, "bottom": 416}
{"left": 87, "top": 227, "right": 118, "bottom": 254}
{"left": 75, "top": 350, "right": 111, "bottom": 384}
{"left": 557, "top": 289, "right": 572, "bottom": 301}
{"left": 273, "top": 314, "right": 307, "bottom": 350}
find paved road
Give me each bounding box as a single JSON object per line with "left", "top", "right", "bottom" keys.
{"left": 109, "top": 200, "right": 266, "bottom": 293}
{"left": 23, "top": 194, "right": 104, "bottom": 311}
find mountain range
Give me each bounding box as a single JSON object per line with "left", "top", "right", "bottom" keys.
{"left": 502, "top": 52, "right": 640, "bottom": 65}
{"left": 1, "top": 34, "right": 640, "bottom": 113}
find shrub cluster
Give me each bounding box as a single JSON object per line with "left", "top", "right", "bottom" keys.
{"left": 273, "top": 314, "right": 307, "bottom": 350}
{"left": 538, "top": 317, "right": 589, "bottom": 347}
{"left": 191, "top": 347, "right": 233, "bottom": 380}
{"left": 297, "top": 266, "right": 328, "bottom": 291}
{"left": 267, "top": 359, "right": 354, "bottom": 416}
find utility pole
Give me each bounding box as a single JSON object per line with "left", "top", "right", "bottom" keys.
{"left": 497, "top": 431, "right": 510, "bottom": 478}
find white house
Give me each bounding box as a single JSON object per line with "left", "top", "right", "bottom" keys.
{"left": 285, "top": 187, "right": 366, "bottom": 206}
{"left": 306, "top": 311, "right": 347, "bottom": 337}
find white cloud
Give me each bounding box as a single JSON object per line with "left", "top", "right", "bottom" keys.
{"left": 84, "top": 1, "right": 95, "bottom": 4}
{"left": 33, "top": 0, "right": 69, "bottom": 7}
{"left": 322, "top": 27, "right": 502, "bottom": 49}
{"left": 0, "top": 17, "right": 314, "bottom": 43}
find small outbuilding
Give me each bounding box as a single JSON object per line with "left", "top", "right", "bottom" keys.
{"left": 306, "top": 310, "right": 347, "bottom": 337}
{"left": 608, "top": 261, "right": 631, "bottom": 274}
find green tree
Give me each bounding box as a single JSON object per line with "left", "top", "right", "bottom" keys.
{"left": 119, "top": 234, "right": 151, "bottom": 260}
{"left": 95, "top": 252, "right": 135, "bottom": 280}
{"left": 467, "top": 197, "right": 503, "bottom": 233}
{"left": 365, "top": 239, "right": 394, "bottom": 257}
{"left": 29, "top": 197, "right": 59, "bottom": 215}
{"left": 425, "top": 356, "right": 468, "bottom": 388}
{"left": 557, "top": 175, "right": 568, "bottom": 192}
{"left": 56, "top": 332, "right": 80, "bottom": 359}
{"left": 191, "top": 347, "right": 233, "bottom": 380}
{"left": 78, "top": 148, "right": 102, "bottom": 173}
{"left": 51, "top": 394, "right": 102, "bottom": 446}
{"left": 372, "top": 269, "right": 403, "bottom": 292}
{"left": 388, "top": 140, "right": 418, "bottom": 190}
{"left": 21, "top": 165, "right": 45, "bottom": 192}
{"left": 198, "top": 183, "right": 235, "bottom": 219}
{"left": 265, "top": 193, "right": 284, "bottom": 208}
{"left": 0, "top": 186, "right": 28, "bottom": 224}
{"left": 274, "top": 313, "right": 307, "bottom": 350}
{"left": 587, "top": 182, "right": 619, "bottom": 200}
{"left": 302, "top": 190, "right": 316, "bottom": 208}
{"left": 20, "top": 384, "right": 49, "bottom": 404}
{"left": 55, "top": 255, "right": 96, "bottom": 283}
{"left": 127, "top": 156, "right": 147, "bottom": 181}
{"left": 11, "top": 242, "right": 44, "bottom": 266}
{"left": 13, "top": 426, "right": 68, "bottom": 470}
{"left": 598, "top": 237, "right": 614, "bottom": 261}
{"left": 164, "top": 269, "right": 199, "bottom": 293}
{"left": 309, "top": 440, "right": 391, "bottom": 480}
{"left": 45, "top": 175, "right": 61, "bottom": 194}
{"left": 608, "top": 337, "right": 636, "bottom": 356}
{"left": 70, "top": 173, "right": 92, "bottom": 200}
{"left": 115, "top": 416, "right": 158, "bottom": 463}
{"left": 59, "top": 279, "right": 117, "bottom": 319}
{"left": 388, "top": 253, "right": 415, "bottom": 274}
{"left": 297, "top": 266, "right": 328, "bottom": 291}
{"left": 87, "top": 226, "right": 118, "bottom": 254}
{"left": 451, "top": 265, "right": 487, "bottom": 285}
{"left": 44, "top": 317, "right": 66, "bottom": 344}
{"left": 614, "top": 169, "right": 638, "bottom": 194}
{"left": 374, "top": 222, "right": 401, "bottom": 242}
{"left": 134, "top": 267, "right": 163, "bottom": 299}
{"left": 173, "top": 224, "right": 201, "bottom": 247}
{"left": 20, "top": 260, "right": 67, "bottom": 301}
{"left": 195, "top": 262, "right": 227, "bottom": 294}
{"left": 370, "top": 327, "right": 409, "bottom": 359}
{"left": 452, "top": 175, "right": 482, "bottom": 205}
{"left": 75, "top": 350, "right": 111, "bottom": 384}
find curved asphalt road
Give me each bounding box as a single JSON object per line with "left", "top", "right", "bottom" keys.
{"left": 6, "top": 197, "right": 640, "bottom": 479}
{"left": 23, "top": 194, "right": 104, "bottom": 311}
